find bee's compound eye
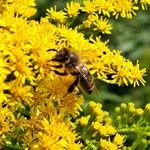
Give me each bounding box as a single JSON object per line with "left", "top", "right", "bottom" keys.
{"left": 54, "top": 50, "right": 68, "bottom": 62}
{"left": 58, "top": 53, "right": 66, "bottom": 59}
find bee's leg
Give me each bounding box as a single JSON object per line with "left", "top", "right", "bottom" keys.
{"left": 0, "top": 26, "right": 13, "bottom": 33}
{"left": 51, "top": 70, "right": 68, "bottom": 76}
{"left": 51, "top": 64, "right": 63, "bottom": 68}
{"left": 68, "top": 75, "right": 79, "bottom": 93}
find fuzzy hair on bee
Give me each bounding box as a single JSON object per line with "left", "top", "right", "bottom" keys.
{"left": 49, "top": 48, "right": 96, "bottom": 94}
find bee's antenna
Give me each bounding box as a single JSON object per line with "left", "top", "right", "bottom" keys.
{"left": 47, "top": 49, "right": 58, "bottom": 52}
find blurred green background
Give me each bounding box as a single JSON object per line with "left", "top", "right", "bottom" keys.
{"left": 35, "top": 0, "right": 150, "bottom": 111}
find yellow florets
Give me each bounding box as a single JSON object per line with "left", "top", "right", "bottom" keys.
{"left": 99, "top": 133, "right": 125, "bottom": 149}
{"left": 77, "top": 101, "right": 125, "bottom": 149}
{"left": 82, "top": 0, "right": 98, "bottom": 14}
{"left": 93, "top": 16, "right": 112, "bottom": 34}
{"left": 47, "top": 6, "right": 67, "bottom": 24}
{"left": 139, "top": 0, "right": 150, "bottom": 10}
{"left": 0, "top": 0, "right": 149, "bottom": 149}
{"left": 112, "top": 0, "right": 139, "bottom": 19}
{"left": 65, "top": 1, "right": 81, "bottom": 17}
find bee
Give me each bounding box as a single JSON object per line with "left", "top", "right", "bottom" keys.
{"left": 49, "top": 48, "right": 95, "bottom": 94}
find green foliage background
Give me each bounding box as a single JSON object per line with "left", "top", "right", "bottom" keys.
{"left": 35, "top": 0, "right": 150, "bottom": 111}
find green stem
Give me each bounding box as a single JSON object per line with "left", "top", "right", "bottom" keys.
{"left": 118, "top": 126, "right": 150, "bottom": 135}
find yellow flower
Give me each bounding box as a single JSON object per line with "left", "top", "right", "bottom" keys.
{"left": 79, "top": 116, "right": 90, "bottom": 126}
{"left": 130, "top": 62, "right": 146, "bottom": 87}
{"left": 47, "top": 6, "right": 67, "bottom": 24}
{"left": 93, "top": 16, "right": 112, "bottom": 34}
{"left": 93, "top": 106, "right": 105, "bottom": 117}
{"left": 60, "top": 92, "right": 84, "bottom": 117}
{"left": 83, "top": 14, "right": 98, "bottom": 28}
{"left": 4, "top": 0, "right": 36, "bottom": 17}
{"left": 34, "top": 75, "right": 83, "bottom": 118}
{"left": 99, "top": 124, "right": 117, "bottom": 137}
{"left": 100, "top": 139, "right": 118, "bottom": 150}
{"left": 67, "top": 143, "right": 82, "bottom": 150}
{"left": 139, "top": 0, "right": 150, "bottom": 10}
{"left": 113, "top": 133, "right": 125, "bottom": 148}
{"left": 113, "top": 0, "right": 139, "bottom": 19}
{"left": 92, "top": 121, "right": 101, "bottom": 132}
{"left": 38, "top": 117, "right": 82, "bottom": 150}
{"left": 0, "top": 106, "right": 15, "bottom": 136}
{"left": 9, "top": 77, "right": 33, "bottom": 104}
{"left": 65, "top": 1, "right": 80, "bottom": 17}
{"left": 95, "top": 0, "right": 114, "bottom": 17}
{"left": 145, "top": 103, "right": 150, "bottom": 111}
{"left": 135, "top": 108, "right": 144, "bottom": 115}
{"left": 0, "top": 0, "right": 148, "bottom": 149}
{"left": 111, "top": 63, "right": 131, "bottom": 86}
{"left": 49, "top": 75, "right": 84, "bottom": 117}
{"left": 82, "top": 0, "right": 98, "bottom": 14}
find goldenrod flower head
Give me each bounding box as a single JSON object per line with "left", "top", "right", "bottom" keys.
{"left": 145, "top": 103, "right": 150, "bottom": 113}
{"left": 83, "top": 19, "right": 93, "bottom": 28}
{"left": 100, "top": 139, "right": 118, "bottom": 150}
{"left": 139, "top": 0, "right": 150, "bottom": 10}
{"left": 113, "top": 0, "right": 139, "bottom": 19}
{"left": 33, "top": 76, "right": 83, "bottom": 118}
{"left": 79, "top": 116, "right": 90, "bottom": 126}
{"left": 88, "top": 101, "right": 97, "bottom": 110}
{"left": 130, "top": 62, "right": 146, "bottom": 87}
{"left": 135, "top": 108, "right": 144, "bottom": 115}
{"left": 47, "top": 6, "right": 67, "bottom": 24}
{"left": 120, "top": 103, "right": 127, "bottom": 110}
{"left": 128, "top": 102, "right": 135, "bottom": 107}
{"left": 95, "top": 0, "right": 114, "bottom": 17}
{"left": 115, "top": 107, "right": 121, "bottom": 114}
{"left": 83, "top": 14, "right": 98, "bottom": 28}
{"left": 113, "top": 133, "right": 125, "bottom": 148}
{"left": 10, "top": 80, "right": 33, "bottom": 102}
{"left": 100, "top": 133, "right": 124, "bottom": 150}
{"left": 82, "top": 0, "right": 98, "bottom": 14}
{"left": 93, "top": 106, "right": 106, "bottom": 117}
{"left": 93, "top": 16, "right": 113, "bottom": 34}
{"left": 99, "top": 124, "right": 117, "bottom": 137}
{"left": 128, "top": 104, "right": 136, "bottom": 113}
{"left": 65, "top": 1, "right": 81, "bottom": 17}
{"left": 3, "top": 0, "right": 36, "bottom": 17}
{"left": 36, "top": 117, "right": 82, "bottom": 150}
{"left": 95, "top": 115, "right": 105, "bottom": 122}
{"left": 111, "top": 63, "right": 131, "bottom": 86}
{"left": 60, "top": 92, "right": 84, "bottom": 118}
{"left": 92, "top": 121, "right": 101, "bottom": 131}
{"left": 0, "top": 0, "right": 149, "bottom": 149}
{"left": 0, "top": 105, "right": 15, "bottom": 127}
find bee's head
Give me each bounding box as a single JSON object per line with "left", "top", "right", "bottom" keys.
{"left": 52, "top": 48, "right": 69, "bottom": 62}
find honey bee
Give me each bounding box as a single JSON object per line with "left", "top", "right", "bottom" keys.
{"left": 49, "top": 48, "right": 95, "bottom": 94}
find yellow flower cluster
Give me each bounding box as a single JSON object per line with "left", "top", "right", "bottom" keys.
{"left": 47, "top": 0, "right": 150, "bottom": 35}
{"left": 77, "top": 101, "right": 125, "bottom": 150}
{"left": 46, "top": 1, "right": 147, "bottom": 87}
{"left": 0, "top": 0, "right": 149, "bottom": 149}
{"left": 0, "top": 0, "right": 36, "bottom": 18}
{"left": 114, "top": 102, "right": 150, "bottom": 124}
{"left": 82, "top": 0, "right": 149, "bottom": 18}
{"left": 113, "top": 102, "right": 150, "bottom": 149}
{"left": 0, "top": 1, "right": 83, "bottom": 149}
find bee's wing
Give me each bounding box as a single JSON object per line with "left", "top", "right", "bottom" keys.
{"left": 74, "top": 64, "right": 97, "bottom": 94}
{"left": 74, "top": 64, "right": 92, "bottom": 81}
